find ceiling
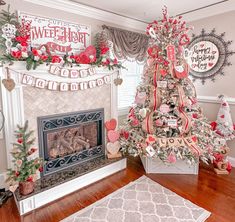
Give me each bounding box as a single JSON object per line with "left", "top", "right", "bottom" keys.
{"left": 71, "top": 0, "right": 235, "bottom": 23}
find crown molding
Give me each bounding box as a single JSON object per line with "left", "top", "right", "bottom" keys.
{"left": 23, "top": 0, "right": 146, "bottom": 31}
{"left": 197, "top": 95, "right": 235, "bottom": 105}
{"left": 182, "top": 1, "right": 235, "bottom": 22}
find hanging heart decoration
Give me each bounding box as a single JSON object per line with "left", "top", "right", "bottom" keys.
{"left": 114, "top": 77, "right": 123, "bottom": 86}
{"left": 2, "top": 67, "right": 16, "bottom": 92}
{"left": 179, "top": 34, "right": 190, "bottom": 46}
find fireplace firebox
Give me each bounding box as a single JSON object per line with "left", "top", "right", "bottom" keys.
{"left": 37, "top": 108, "right": 105, "bottom": 176}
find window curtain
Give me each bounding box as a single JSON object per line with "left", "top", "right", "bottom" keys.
{"left": 102, "top": 25, "right": 149, "bottom": 63}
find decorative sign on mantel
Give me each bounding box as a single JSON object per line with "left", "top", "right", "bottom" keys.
{"left": 19, "top": 12, "right": 91, "bottom": 54}
{"left": 187, "top": 28, "right": 235, "bottom": 84}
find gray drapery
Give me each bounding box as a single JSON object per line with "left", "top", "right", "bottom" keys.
{"left": 102, "top": 25, "right": 149, "bottom": 62}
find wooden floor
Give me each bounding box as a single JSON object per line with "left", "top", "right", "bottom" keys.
{"left": 0, "top": 157, "right": 234, "bottom": 222}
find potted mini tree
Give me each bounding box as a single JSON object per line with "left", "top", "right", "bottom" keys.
{"left": 6, "top": 121, "right": 43, "bottom": 195}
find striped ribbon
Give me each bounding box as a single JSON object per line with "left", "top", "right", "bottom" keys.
{"left": 184, "top": 138, "right": 202, "bottom": 156}
{"left": 152, "top": 64, "right": 161, "bottom": 111}
{"left": 177, "top": 84, "right": 191, "bottom": 135}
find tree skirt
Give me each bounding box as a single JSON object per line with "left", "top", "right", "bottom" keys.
{"left": 61, "top": 176, "right": 211, "bottom": 222}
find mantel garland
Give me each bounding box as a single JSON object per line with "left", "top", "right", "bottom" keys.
{"left": 0, "top": 6, "right": 124, "bottom": 70}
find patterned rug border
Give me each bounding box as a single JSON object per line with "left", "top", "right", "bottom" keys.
{"left": 61, "top": 175, "right": 211, "bottom": 222}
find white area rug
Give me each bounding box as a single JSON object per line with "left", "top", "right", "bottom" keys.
{"left": 61, "top": 176, "right": 211, "bottom": 222}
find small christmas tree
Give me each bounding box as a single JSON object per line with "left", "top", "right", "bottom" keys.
{"left": 7, "top": 121, "right": 43, "bottom": 194}
{"left": 120, "top": 7, "right": 228, "bottom": 166}
{"left": 213, "top": 95, "right": 235, "bottom": 140}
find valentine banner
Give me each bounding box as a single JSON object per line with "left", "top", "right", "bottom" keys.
{"left": 20, "top": 73, "right": 111, "bottom": 92}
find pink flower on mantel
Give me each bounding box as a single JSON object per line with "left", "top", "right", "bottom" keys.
{"left": 167, "top": 153, "right": 176, "bottom": 163}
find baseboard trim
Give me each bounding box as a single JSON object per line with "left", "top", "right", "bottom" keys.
{"left": 228, "top": 156, "right": 235, "bottom": 167}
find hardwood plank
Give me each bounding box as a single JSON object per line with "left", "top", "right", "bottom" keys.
{"left": 0, "top": 156, "right": 234, "bottom": 222}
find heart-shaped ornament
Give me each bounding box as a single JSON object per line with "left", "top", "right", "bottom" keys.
{"left": 192, "top": 136, "right": 197, "bottom": 143}
{"left": 107, "top": 130, "right": 120, "bottom": 143}
{"left": 220, "top": 115, "right": 225, "bottom": 119}
{"left": 114, "top": 78, "right": 123, "bottom": 86}
{"left": 105, "top": 119, "right": 117, "bottom": 131}
{"left": 179, "top": 34, "right": 190, "bottom": 46}
{"left": 160, "top": 68, "right": 168, "bottom": 77}
{"left": 123, "top": 131, "right": 129, "bottom": 139}
{"left": 107, "top": 141, "right": 121, "bottom": 155}
{"left": 9, "top": 184, "right": 18, "bottom": 192}
{"left": 2, "top": 78, "right": 15, "bottom": 91}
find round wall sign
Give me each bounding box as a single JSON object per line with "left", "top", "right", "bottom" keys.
{"left": 187, "top": 29, "right": 235, "bottom": 84}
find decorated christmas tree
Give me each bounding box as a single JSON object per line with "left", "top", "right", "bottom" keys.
{"left": 120, "top": 7, "right": 228, "bottom": 166}
{"left": 212, "top": 94, "right": 235, "bottom": 140}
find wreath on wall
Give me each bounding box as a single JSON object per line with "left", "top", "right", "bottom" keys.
{"left": 186, "top": 28, "right": 235, "bottom": 84}
{"left": 0, "top": 6, "right": 123, "bottom": 70}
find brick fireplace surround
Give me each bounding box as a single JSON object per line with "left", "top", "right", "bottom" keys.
{"left": 0, "top": 62, "right": 126, "bottom": 215}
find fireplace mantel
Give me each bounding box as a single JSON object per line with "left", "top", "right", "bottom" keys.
{"left": 0, "top": 62, "right": 119, "bottom": 168}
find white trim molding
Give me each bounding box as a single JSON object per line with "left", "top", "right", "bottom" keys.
{"left": 23, "top": 0, "right": 146, "bottom": 31}
{"left": 197, "top": 95, "right": 235, "bottom": 105}
{"left": 228, "top": 156, "right": 235, "bottom": 167}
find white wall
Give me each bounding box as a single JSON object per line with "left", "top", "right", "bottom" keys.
{"left": 0, "top": 0, "right": 144, "bottom": 172}
{"left": 190, "top": 11, "right": 235, "bottom": 158}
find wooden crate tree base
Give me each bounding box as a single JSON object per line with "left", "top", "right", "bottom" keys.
{"left": 140, "top": 156, "right": 199, "bottom": 174}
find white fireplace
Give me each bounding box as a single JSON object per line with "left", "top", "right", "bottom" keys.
{"left": 0, "top": 62, "right": 126, "bottom": 215}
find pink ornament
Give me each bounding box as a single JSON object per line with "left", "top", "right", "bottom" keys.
{"left": 167, "top": 153, "right": 176, "bottom": 163}
{"left": 160, "top": 104, "right": 170, "bottom": 113}
{"left": 155, "top": 119, "right": 163, "bottom": 126}
{"left": 135, "top": 91, "right": 147, "bottom": 105}
{"left": 132, "top": 118, "right": 139, "bottom": 126}
{"left": 107, "top": 130, "right": 120, "bottom": 143}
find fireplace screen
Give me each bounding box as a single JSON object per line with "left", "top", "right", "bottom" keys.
{"left": 38, "top": 109, "right": 105, "bottom": 176}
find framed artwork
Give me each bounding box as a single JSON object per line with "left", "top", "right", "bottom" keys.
{"left": 186, "top": 28, "right": 235, "bottom": 84}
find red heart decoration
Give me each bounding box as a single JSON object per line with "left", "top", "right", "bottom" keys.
{"left": 220, "top": 115, "right": 225, "bottom": 119}
{"left": 123, "top": 131, "right": 129, "bottom": 139}
{"left": 200, "top": 44, "right": 204, "bottom": 48}
{"left": 160, "top": 69, "right": 167, "bottom": 77}
{"left": 148, "top": 136, "right": 156, "bottom": 142}
{"left": 147, "top": 45, "right": 160, "bottom": 58}
{"left": 210, "top": 121, "right": 217, "bottom": 130}
{"left": 179, "top": 34, "right": 190, "bottom": 46}
{"left": 222, "top": 102, "right": 227, "bottom": 106}
{"left": 192, "top": 136, "right": 197, "bottom": 143}
{"left": 105, "top": 119, "right": 117, "bottom": 131}
{"left": 107, "top": 130, "right": 120, "bottom": 143}
{"left": 208, "top": 63, "right": 214, "bottom": 67}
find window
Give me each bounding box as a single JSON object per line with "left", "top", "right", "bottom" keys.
{"left": 118, "top": 60, "right": 143, "bottom": 115}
